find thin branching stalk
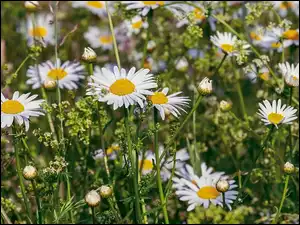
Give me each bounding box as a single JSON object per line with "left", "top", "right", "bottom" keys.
{"left": 31, "top": 180, "right": 43, "bottom": 224}
{"left": 272, "top": 175, "right": 290, "bottom": 224}
{"left": 154, "top": 108, "right": 169, "bottom": 224}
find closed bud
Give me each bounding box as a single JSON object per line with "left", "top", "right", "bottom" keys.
{"left": 284, "top": 162, "right": 295, "bottom": 174}
{"left": 198, "top": 77, "right": 213, "bottom": 95}
{"left": 43, "top": 79, "right": 57, "bottom": 90}
{"left": 82, "top": 47, "right": 97, "bottom": 63}
{"left": 220, "top": 100, "right": 232, "bottom": 112}
{"left": 100, "top": 185, "right": 112, "bottom": 198}
{"left": 23, "top": 165, "right": 37, "bottom": 180}
{"left": 85, "top": 190, "right": 101, "bottom": 207}
{"left": 24, "top": 1, "right": 39, "bottom": 11}
{"left": 216, "top": 179, "right": 230, "bottom": 193}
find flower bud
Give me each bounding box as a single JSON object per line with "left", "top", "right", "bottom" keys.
{"left": 198, "top": 77, "right": 213, "bottom": 95}
{"left": 220, "top": 100, "right": 232, "bottom": 112}
{"left": 43, "top": 79, "right": 57, "bottom": 90}
{"left": 24, "top": 1, "right": 39, "bottom": 11}
{"left": 100, "top": 185, "right": 112, "bottom": 198}
{"left": 216, "top": 179, "right": 230, "bottom": 193}
{"left": 82, "top": 47, "right": 97, "bottom": 63}
{"left": 85, "top": 190, "right": 101, "bottom": 207}
{"left": 283, "top": 162, "right": 295, "bottom": 174}
{"left": 23, "top": 165, "right": 37, "bottom": 180}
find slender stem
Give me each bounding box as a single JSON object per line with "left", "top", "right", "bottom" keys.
{"left": 154, "top": 109, "right": 169, "bottom": 224}
{"left": 12, "top": 126, "right": 31, "bottom": 220}
{"left": 1, "top": 206, "right": 12, "bottom": 224}
{"left": 192, "top": 90, "right": 200, "bottom": 174}
{"left": 222, "top": 193, "right": 227, "bottom": 211}
{"left": 124, "top": 108, "right": 141, "bottom": 223}
{"left": 31, "top": 180, "right": 43, "bottom": 224}
{"left": 288, "top": 87, "right": 293, "bottom": 160}
{"left": 139, "top": 172, "right": 148, "bottom": 224}
{"left": 272, "top": 175, "right": 290, "bottom": 224}
{"left": 213, "top": 54, "right": 227, "bottom": 77}
{"left": 234, "top": 126, "right": 275, "bottom": 206}
{"left": 235, "top": 81, "right": 248, "bottom": 123}
{"left": 106, "top": 1, "right": 121, "bottom": 69}
{"left": 91, "top": 207, "right": 96, "bottom": 224}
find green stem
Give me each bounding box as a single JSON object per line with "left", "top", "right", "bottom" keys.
{"left": 288, "top": 87, "right": 293, "bottom": 160}
{"left": 12, "top": 126, "right": 31, "bottom": 220}
{"left": 1, "top": 206, "right": 12, "bottom": 224}
{"left": 91, "top": 207, "right": 96, "bottom": 224}
{"left": 213, "top": 54, "right": 227, "bottom": 77}
{"left": 31, "top": 180, "right": 43, "bottom": 224}
{"left": 222, "top": 193, "right": 227, "bottom": 211}
{"left": 106, "top": 1, "right": 121, "bottom": 69}
{"left": 154, "top": 109, "right": 169, "bottom": 224}
{"left": 234, "top": 126, "right": 275, "bottom": 206}
{"left": 235, "top": 81, "right": 248, "bottom": 123}
{"left": 272, "top": 175, "right": 290, "bottom": 224}
{"left": 124, "top": 108, "right": 141, "bottom": 223}
{"left": 192, "top": 91, "right": 198, "bottom": 173}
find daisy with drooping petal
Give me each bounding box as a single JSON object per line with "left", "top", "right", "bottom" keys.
{"left": 71, "top": 1, "right": 114, "bottom": 17}
{"left": 210, "top": 32, "right": 250, "bottom": 56}
{"left": 26, "top": 58, "right": 86, "bottom": 90}
{"left": 87, "top": 66, "right": 157, "bottom": 110}
{"left": 173, "top": 168, "right": 238, "bottom": 211}
{"left": 124, "top": 15, "right": 149, "bottom": 36}
{"left": 1, "top": 92, "right": 44, "bottom": 131}
{"left": 149, "top": 87, "right": 190, "bottom": 120}
{"left": 122, "top": 1, "right": 165, "bottom": 16}
{"left": 278, "top": 62, "right": 299, "bottom": 87}
{"left": 257, "top": 99, "right": 298, "bottom": 128}
{"left": 84, "top": 26, "right": 114, "bottom": 50}
{"left": 23, "top": 13, "right": 55, "bottom": 46}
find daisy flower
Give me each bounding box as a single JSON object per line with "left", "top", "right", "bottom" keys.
{"left": 148, "top": 87, "right": 190, "bottom": 120}
{"left": 210, "top": 32, "right": 250, "bottom": 56}
{"left": 246, "top": 66, "right": 270, "bottom": 83}
{"left": 249, "top": 26, "right": 266, "bottom": 46}
{"left": 122, "top": 1, "right": 165, "bottom": 16}
{"left": 84, "top": 26, "right": 114, "bottom": 50}
{"left": 139, "top": 150, "right": 155, "bottom": 175}
{"left": 273, "top": 1, "right": 299, "bottom": 17}
{"left": 174, "top": 171, "right": 238, "bottom": 211}
{"left": 1, "top": 92, "right": 44, "bottom": 131}
{"left": 87, "top": 66, "right": 157, "bottom": 110}
{"left": 124, "top": 15, "right": 149, "bottom": 36}
{"left": 26, "top": 58, "right": 86, "bottom": 90}
{"left": 93, "top": 144, "right": 120, "bottom": 160}
{"left": 23, "top": 13, "right": 54, "bottom": 46}
{"left": 278, "top": 62, "right": 299, "bottom": 87}
{"left": 282, "top": 28, "right": 299, "bottom": 47}
{"left": 257, "top": 99, "right": 298, "bottom": 128}
{"left": 71, "top": 1, "right": 108, "bottom": 17}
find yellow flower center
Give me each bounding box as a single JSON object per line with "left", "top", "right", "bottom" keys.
{"left": 87, "top": 1, "right": 104, "bottom": 8}
{"left": 250, "top": 32, "right": 262, "bottom": 41}
{"left": 47, "top": 68, "right": 68, "bottom": 80}
{"left": 259, "top": 72, "right": 269, "bottom": 81}
{"left": 280, "top": 2, "right": 293, "bottom": 9}
{"left": 197, "top": 186, "right": 220, "bottom": 199}
{"left": 283, "top": 30, "right": 299, "bottom": 40}
{"left": 142, "top": 1, "right": 164, "bottom": 6}
{"left": 292, "top": 75, "right": 298, "bottom": 81}
{"left": 99, "top": 35, "right": 113, "bottom": 44}
{"left": 132, "top": 20, "right": 143, "bottom": 29}
{"left": 109, "top": 79, "right": 135, "bottom": 96}
{"left": 29, "top": 27, "right": 47, "bottom": 37}
{"left": 271, "top": 42, "right": 282, "bottom": 48}
{"left": 106, "top": 145, "right": 120, "bottom": 156}
{"left": 1, "top": 100, "right": 25, "bottom": 114}
{"left": 220, "top": 44, "right": 234, "bottom": 53}
{"left": 268, "top": 113, "right": 284, "bottom": 124}
{"left": 194, "top": 8, "right": 206, "bottom": 20}
{"left": 149, "top": 92, "right": 168, "bottom": 104}
{"left": 139, "top": 159, "right": 153, "bottom": 171}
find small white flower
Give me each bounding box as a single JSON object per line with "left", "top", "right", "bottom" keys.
{"left": 175, "top": 57, "right": 189, "bottom": 72}
{"left": 147, "top": 40, "right": 156, "bottom": 51}
{"left": 124, "top": 15, "right": 149, "bottom": 36}
{"left": 273, "top": 1, "right": 299, "bottom": 17}
{"left": 93, "top": 144, "right": 120, "bottom": 160}
{"left": 82, "top": 47, "right": 97, "bottom": 62}
{"left": 26, "top": 59, "right": 86, "bottom": 90}
{"left": 22, "top": 13, "right": 55, "bottom": 47}
{"left": 257, "top": 99, "right": 298, "bottom": 128}
{"left": 246, "top": 66, "right": 270, "bottom": 83}
{"left": 149, "top": 88, "right": 190, "bottom": 120}
{"left": 71, "top": 1, "right": 110, "bottom": 17}
{"left": 24, "top": 1, "right": 39, "bottom": 10}
{"left": 173, "top": 168, "right": 238, "bottom": 211}
{"left": 84, "top": 26, "right": 114, "bottom": 50}
{"left": 87, "top": 66, "right": 157, "bottom": 110}
{"left": 122, "top": 1, "right": 165, "bottom": 16}
{"left": 210, "top": 32, "right": 250, "bottom": 56}
{"left": 1, "top": 92, "right": 44, "bottom": 131}
{"left": 278, "top": 62, "right": 299, "bottom": 87}
{"left": 198, "top": 77, "right": 213, "bottom": 95}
